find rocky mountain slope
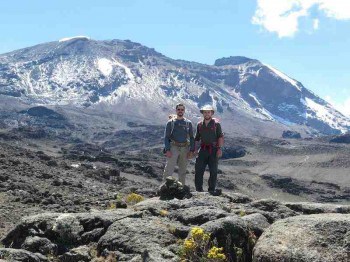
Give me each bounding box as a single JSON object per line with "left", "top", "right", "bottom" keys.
{"left": 0, "top": 118, "right": 350, "bottom": 261}
{"left": 0, "top": 36, "right": 349, "bottom": 136}
{"left": 0, "top": 130, "right": 349, "bottom": 260}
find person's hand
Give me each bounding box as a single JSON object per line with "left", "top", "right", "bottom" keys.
{"left": 165, "top": 151, "right": 172, "bottom": 158}
{"left": 187, "top": 151, "right": 194, "bottom": 159}
{"left": 216, "top": 148, "right": 223, "bottom": 158}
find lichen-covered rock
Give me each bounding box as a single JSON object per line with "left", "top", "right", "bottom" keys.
{"left": 222, "top": 192, "right": 253, "bottom": 204}
{"left": 167, "top": 192, "right": 231, "bottom": 210}
{"left": 133, "top": 198, "right": 171, "bottom": 215}
{"left": 58, "top": 245, "right": 92, "bottom": 262}
{"left": 285, "top": 202, "right": 350, "bottom": 215}
{"left": 97, "top": 217, "right": 179, "bottom": 261}
{"left": 241, "top": 213, "right": 270, "bottom": 237}
{"left": 253, "top": 214, "right": 350, "bottom": 262}
{"left": 246, "top": 199, "right": 298, "bottom": 223}
{"left": 2, "top": 209, "right": 140, "bottom": 253}
{"left": 2, "top": 192, "right": 349, "bottom": 262}
{"left": 169, "top": 206, "right": 228, "bottom": 225}
{"left": 21, "top": 236, "right": 58, "bottom": 256}
{"left": 0, "top": 248, "right": 48, "bottom": 262}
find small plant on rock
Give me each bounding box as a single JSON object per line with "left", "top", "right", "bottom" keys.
{"left": 115, "top": 193, "right": 124, "bottom": 202}
{"left": 160, "top": 209, "right": 168, "bottom": 216}
{"left": 248, "top": 230, "right": 257, "bottom": 247}
{"left": 47, "top": 252, "right": 60, "bottom": 262}
{"left": 125, "top": 193, "right": 144, "bottom": 205}
{"left": 92, "top": 253, "right": 117, "bottom": 262}
{"left": 52, "top": 215, "right": 83, "bottom": 247}
{"left": 207, "top": 246, "right": 226, "bottom": 260}
{"left": 233, "top": 246, "right": 244, "bottom": 262}
{"left": 107, "top": 202, "right": 116, "bottom": 209}
{"left": 90, "top": 245, "right": 117, "bottom": 262}
{"left": 239, "top": 210, "right": 246, "bottom": 217}
{"left": 179, "top": 227, "right": 226, "bottom": 262}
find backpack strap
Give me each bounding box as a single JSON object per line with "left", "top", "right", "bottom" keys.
{"left": 198, "top": 121, "right": 203, "bottom": 134}
{"left": 184, "top": 118, "right": 191, "bottom": 138}
{"left": 170, "top": 119, "right": 175, "bottom": 137}
{"left": 212, "top": 118, "right": 217, "bottom": 136}
{"left": 186, "top": 118, "right": 191, "bottom": 134}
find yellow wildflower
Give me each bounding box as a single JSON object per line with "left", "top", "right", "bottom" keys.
{"left": 125, "top": 193, "right": 144, "bottom": 205}
{"left": 183, "top": 238, "right": 196, "bottom": 251}
{"left": 159, "top": 209, "right": 168, "bottom": 216}
{"left": 239, "top": 210, "right": 246, "bottom": 217}
{"left": 207, "top": 246, "right": 226, "bottom": 260}
{"left": 107, "top": 202, "right": 116, "bottom": 209}
{"left": 203, "top": 233, "right": 211, "bottom": 242}
{"left": 191, "top": 227, "right": 204, "bottom": 240}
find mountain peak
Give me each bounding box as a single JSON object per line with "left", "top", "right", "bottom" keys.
{"left": 214, "top": 56, "right": 260, "bottom": 66}
{"left": 58, "top": 36, "right": 91, "bottom": 42}
{"left": 0, "top": 39, "right": 349, "bottom": 135}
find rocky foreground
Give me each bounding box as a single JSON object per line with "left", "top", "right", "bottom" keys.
{"left": 1, "top": 179, "right": 349, "bottom": 262}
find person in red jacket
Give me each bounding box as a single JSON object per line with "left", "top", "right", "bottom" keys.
{"left": 194, "top": 105, "right": 224, "bottom": 193}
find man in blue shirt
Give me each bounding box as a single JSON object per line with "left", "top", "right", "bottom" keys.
{"left": 163, "top": 103, "right": 195, "bottom": 185}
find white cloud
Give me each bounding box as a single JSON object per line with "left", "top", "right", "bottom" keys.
{"left": 253, "top": 0, "right": 350, "bottom": 37}
{"left": 325, "top": 95, "right": 350, "bottom": 117}
{"left": 319, "top": 0, "right": 350, "bottom": 20}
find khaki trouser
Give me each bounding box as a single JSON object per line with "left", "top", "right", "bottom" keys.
{"left": 163, "top": 145, "right": 189, "bottom": 185}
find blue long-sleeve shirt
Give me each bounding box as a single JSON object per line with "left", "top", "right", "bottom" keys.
{"left": 164, "top": 118, "right": 195, "bottom": 151}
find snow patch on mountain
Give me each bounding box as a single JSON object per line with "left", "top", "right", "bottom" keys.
{"left": 101, "top": 66, "right": 161, "bottom": 104}
{"left": 256, "top": 108, "right": 274, "bottom": 120}
{"left": 59, "top": 36, "right": 90, "bottom": 42}
{"left": 97, "top": 58, "right": 113, "bottom": 76}
{"left": 301, "top": 97, "right": 349, "bottom": 133}
{"left": 112, "top": 59, "right": 135, "bottom": 82}
{"left": 264, "top": 64, "right": 301, "bottom": 91}
{"left": 269, "top": 112, "right": 297, "bottom": 126}
{"left": 249, "top": 93, "right": 262, "bottom": 107}
{"left": 245, "top": 93, "right": 302, "bottom": 126}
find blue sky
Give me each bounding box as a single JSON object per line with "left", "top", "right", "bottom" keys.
{"left": 0, "top": 0, "right": 349, "bottom": 115}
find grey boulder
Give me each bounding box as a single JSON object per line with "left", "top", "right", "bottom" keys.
{"left": 253, "top": 214, "right": 350, "bottom": 262}
{"left": 0, "top": 248, "right": 48, "bottom": 262}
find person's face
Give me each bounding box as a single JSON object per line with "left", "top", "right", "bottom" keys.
{"left": 202, "top": 110, "right": 213, "bottom": 120}
{"left": 176, "top": 106, "right": 185, "bottom": 117}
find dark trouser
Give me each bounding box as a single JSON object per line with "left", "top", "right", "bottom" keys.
{"left": 195, "top": 148, "right": 218, "bottom": 192}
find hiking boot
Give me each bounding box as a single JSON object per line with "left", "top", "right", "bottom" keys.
{"left": 208, "top": 189, "right": 222, "bottom": 196}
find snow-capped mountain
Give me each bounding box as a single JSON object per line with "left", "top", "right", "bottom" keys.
{"left": 0, "top": 36, "right": 349, "bottom": 135}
